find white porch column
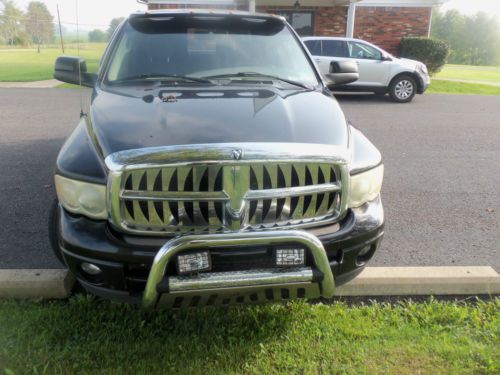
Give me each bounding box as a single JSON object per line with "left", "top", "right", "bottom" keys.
{"left": 346, "top": 2, "right": 357, "bottom": 38}
{"left": 249, "top": 0, "right": 256, "bottom": 12}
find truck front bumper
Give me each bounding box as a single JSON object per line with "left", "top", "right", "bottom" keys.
{"left": 56, "top": 197, "right": 384, "bottom": 308}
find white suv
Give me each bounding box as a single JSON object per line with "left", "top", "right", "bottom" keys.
{"left": 302, "top": 37, "right": 431, "bottom": 103}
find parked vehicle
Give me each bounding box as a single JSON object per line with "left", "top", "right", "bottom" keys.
{"left": 303, "top": 36, "right": 430, "bottom": 103}
{"left": 50, "top": 10, "right": 384, "bottom": 309}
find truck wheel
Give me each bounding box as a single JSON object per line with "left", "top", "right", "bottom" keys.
{"left": 48, "top": 199, "right": 65, "bottom": 265}
{"left": 389, "top": 75, "right": 416, "bottom": 103}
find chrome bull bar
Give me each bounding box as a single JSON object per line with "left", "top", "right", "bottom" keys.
{"left": 142, "top": 230, "right": 335, "bottom": 309}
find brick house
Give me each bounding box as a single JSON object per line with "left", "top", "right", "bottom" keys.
{"left": 147, "top": 0, "right": 446, "bottom": 54}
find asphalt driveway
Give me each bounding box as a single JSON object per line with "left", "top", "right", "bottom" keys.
{"left": 0, "top": 89, "right": 498, "bottom": 270}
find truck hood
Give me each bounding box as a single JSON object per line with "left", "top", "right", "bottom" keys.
{"left": 89, "top": 85, "right": 349, "bottom": 158}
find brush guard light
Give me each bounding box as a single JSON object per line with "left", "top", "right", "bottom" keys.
{"left": 176, "top": 252, "right": 211, "bottom": 275}
{"left": 275, "top": 247, "right": 306, "bottom": 267}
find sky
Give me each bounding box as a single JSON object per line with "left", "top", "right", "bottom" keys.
{"left": 3, "top": 0, "right": 500, "bottom": 31}
{"left": 441, "top": 0, "right": 500, "bottom": 19}
{"left": 13, "top": 0, "right": 144, "bottom": 30}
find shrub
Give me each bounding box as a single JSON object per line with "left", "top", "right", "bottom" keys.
{"left": 400, "top": 37, "right": 449, "bottom": 75}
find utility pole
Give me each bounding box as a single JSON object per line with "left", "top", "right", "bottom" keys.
{"left": 57, "top": 4, "right": 65, "bottom": 53}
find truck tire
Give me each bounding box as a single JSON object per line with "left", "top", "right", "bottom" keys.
{"left": 389, "top": 75, "right": 416, "bottom": 103}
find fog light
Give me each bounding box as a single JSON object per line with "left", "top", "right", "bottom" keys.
{"left": 177, "top": 252, "right": 211, "bottom": 275}
{"left": 275, "top": 248, "right": 305, "bottom": 267}
{"left": 358, "top": 245, "right": 371, "bottom": 257}
{"left": 81, "top": 262, "right": 102, "bottom": 276}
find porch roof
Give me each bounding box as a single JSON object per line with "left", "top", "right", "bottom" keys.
{"left": 142, "top": 0, "right": 447, "bottom": 8}
{"left": 257, "top": 0, "right": 446, "bottom": 6}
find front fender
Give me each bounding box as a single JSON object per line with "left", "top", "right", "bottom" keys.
{"left": 56, "top": 117, "right": 107, "bottom": 184}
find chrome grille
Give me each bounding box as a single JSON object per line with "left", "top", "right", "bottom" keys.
{"left": 106, "top": 144, "right": 348, "bottom": 235}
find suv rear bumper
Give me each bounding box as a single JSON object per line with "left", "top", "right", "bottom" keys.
{"left": 56, "top": 197, "right": 384, "bottom": 307}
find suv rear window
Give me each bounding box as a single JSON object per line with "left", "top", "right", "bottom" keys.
{"left": 322, "top": 40, "right": 348, "bottom": 58}
{"left": 304, "top": 39, "right": 321, "bottom": 55}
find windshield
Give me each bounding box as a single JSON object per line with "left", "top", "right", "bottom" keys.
{"left": 105, "top": 15, "right": 319, "bottom": 87}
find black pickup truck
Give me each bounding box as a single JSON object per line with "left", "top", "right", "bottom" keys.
{"left": 50, "top": 10, "right": 384, "bottom": 309}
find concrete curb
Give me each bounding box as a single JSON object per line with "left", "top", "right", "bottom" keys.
{"left": 0, "top": 79, "right": 61, "bottom": 88}
{"left": 0, "top": 269, "right": 75, "bottom": 299}
{"left": 0, "top": 267, "right": 498, "bottom": 300}
{"left": 434, "top": 78, "right": 500, "bottom": 87}
{"left": 335, "top": 266, "right": 500, "bottom": 296}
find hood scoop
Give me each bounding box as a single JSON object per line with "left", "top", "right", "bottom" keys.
{"left": 153, "top": 88, "right": 276, "bottom": 102}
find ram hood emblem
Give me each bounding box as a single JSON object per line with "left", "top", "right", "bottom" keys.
{"left": 231, "top": 149, "right": 244, "bottom": 160}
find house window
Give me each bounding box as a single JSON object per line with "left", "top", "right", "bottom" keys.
{"left": 277, "top": 11, "right": 314, "bottom": 36}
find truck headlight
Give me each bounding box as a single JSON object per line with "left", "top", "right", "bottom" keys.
{"left": 348, "top": 165, "right": 384, "bottom": 208}
{"left": 55, "top": 175, "right": 107, "bottom": 220}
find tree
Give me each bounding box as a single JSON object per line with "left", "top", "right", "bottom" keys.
{"left": 88, "top": 29, "right": 107, "bottom": 43}
{"left": 107, "top": 17, "right": 124, "bottom": 40}
{"left": 466, "top": 12, "right": 500, "bottom": 66}
{"left": 0, "top": 0, "right": 27, "bottom": 45}
{"left": 24, "top": 1, "right": 54, "bottom": 52}
{"left": 431, "top": 9, "right": 500, "bottom": 66}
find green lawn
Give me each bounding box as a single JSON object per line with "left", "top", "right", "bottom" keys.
{"left": 435, "top": 64, "right": 500, "bottom": 84}
{"left": 0, "top": 44, "right": 107, "bottom": 82}
{"left": 428, "top": 79, "right": 500, "bottom": 95}
{"left": 0, "top": 297, "right": 498, "bottom": 374}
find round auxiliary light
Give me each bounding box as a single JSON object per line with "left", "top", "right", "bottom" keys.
{"left": 81, "top": 262, "right": 103, "bottom": 276}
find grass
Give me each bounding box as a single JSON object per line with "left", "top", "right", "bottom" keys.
{"left": 0, "top": 43, "right": 107, "bottom": 82}
{"left": 435, "top": 64, "right": 500, "bottom": 84}
{"left": 0, "top": 297, "right": 498, "bottom": 375}
{"left": 56, "top": 83, "right": 80, "bottom": 88}
{"left": 428, "top": 79, "right": 500, "bottom": 95}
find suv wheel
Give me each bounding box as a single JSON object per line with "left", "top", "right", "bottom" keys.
{"left": 389, "top": 75, "right": 416, "bottom": 103}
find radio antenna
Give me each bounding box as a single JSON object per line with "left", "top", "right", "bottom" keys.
{"left": 76, "top": 0, "right": 84, "bottom": 117}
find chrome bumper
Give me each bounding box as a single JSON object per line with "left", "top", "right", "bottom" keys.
{"left": 142, "top": 230, "right": 335, "bottom": 309}
{"left": 168, "top": 267, "right": 315, "bottom": 292}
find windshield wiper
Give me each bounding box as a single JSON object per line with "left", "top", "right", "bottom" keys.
{"left": 111, "top": 74, "right": 213, "bottom": 84}
{"left": 203, "top": 72, "right": 313, "bottom": 90}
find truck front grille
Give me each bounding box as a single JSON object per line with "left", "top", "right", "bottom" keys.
{"left": 106, "top": 144, "right": 348, "bottom": 235}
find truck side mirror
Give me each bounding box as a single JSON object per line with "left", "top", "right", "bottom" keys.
{"left": 54, "top": 56, "right": 97, "bottom": 88}
{"left": 324, "top": 60, "right": 359, "bottom": 86}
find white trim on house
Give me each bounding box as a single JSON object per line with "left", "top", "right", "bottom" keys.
{"left": 257, "top": 0, "right": 353, "bottom": 6}
{"left": 346, "top": 3, "right": 356, "bottom": 37}
{"left": 356, "top": 0, "right": 446, "bottom": 7}
{"left": 142, "top": 0, "right": 446, "bottom": 10}
{"left": 255, "top": 0, "right": 445, "bottom": 7}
